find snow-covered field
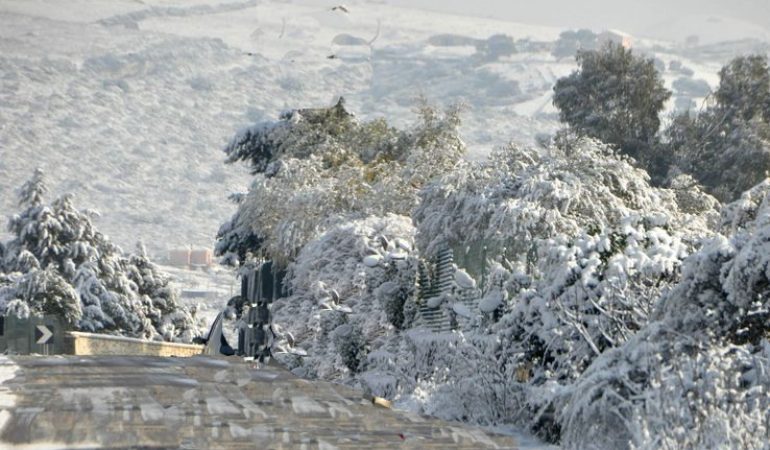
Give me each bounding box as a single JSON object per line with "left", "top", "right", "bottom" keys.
{"left": 1, "top": 0, "right": 761, "bottom": 258}
{"left": 0, "top": 0, "right": 557, "bottom": 256}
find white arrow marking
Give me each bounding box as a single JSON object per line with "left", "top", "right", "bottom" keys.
{"left": 36, "top": 325, "right": 53, "bottom": 344}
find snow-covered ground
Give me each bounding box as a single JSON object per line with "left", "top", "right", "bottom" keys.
{"left": 1, "top": 0, "right": 761, "bottom": 259}
{"left": 0, "top": 0, "right": 557, "bottom": 255}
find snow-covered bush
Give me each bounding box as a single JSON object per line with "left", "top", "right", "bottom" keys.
{"left": 0, "top": 170, "right": 198, "bottom": 341}
{"left": 384, "top": 330, "right": 520, "bottom": 425}
{"left": 216, "top": 100, "right": 464, "bottom": 265}
{"left": 560, "top": 179, "right": 770, "bottom": 449}
{"left": 413, "top": 137, "right": 718, "bottom": 437}
{"left": 418, "top": 138, "right": 715, "bottom": 372}
{"left": 270, "top": 214, "right": 418, "bottom": 380}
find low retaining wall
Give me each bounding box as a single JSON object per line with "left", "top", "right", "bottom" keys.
{"left": 65, "top": 332, "right": 204, "bottom": 357}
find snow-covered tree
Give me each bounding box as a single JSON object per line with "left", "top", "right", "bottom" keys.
{"left": 270, "top": 214, "right": 418, "bottom": 379}
{"left": 662, "top": 55, "right": 770, "bottom": 201}
{"left": 715, "top": 55, "right": 770, "bottom": 123}
{"left": 216, "top": 100, "right": 465, "bottom": 265}
{"left": 560, "top": 179, "right": 770, "bottom": 449}
{"left": 0, "top": 170, "right": 198, "bottom": 341}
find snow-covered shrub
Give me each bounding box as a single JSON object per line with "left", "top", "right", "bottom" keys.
{"left": 418, "top": 137, "right": 716, "bottom": 378}
{"left": 560, "top": 179, "right": 770, "bottom": 449}
{"left": 0, "top": 170, "right": 198, "bottom": 341}
{"left": 412, "top": 137, "right": 718, "bottom": 437}
{"left": 216, "top": 100, "right": 464, "bottom": 265}
{"left": 562, "top": 326, "right": 770, "bottom": 449}
{"left": 270, "top": 214, "right": 418, "bottom": 380}
{"left": 656, "top": 179, "right": 770, "bottom": 343}
{"left": 392, "top": 330, "right": 520, "bottom": 425}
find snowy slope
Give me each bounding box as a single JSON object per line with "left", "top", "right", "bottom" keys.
{"left": 0, "top": 0, "right": 569, "bottom": 255}
{"left": 0, "top": 0, "right": 747, "bottom": 259}
{"left": 642, "top": 14, "right": 770, "bottom": 46}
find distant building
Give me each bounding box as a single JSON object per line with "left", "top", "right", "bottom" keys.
{"left": 598, "top": 29, "right": 633, "bottom": 49}
{"left": 190, "top": 249, "right": 213, "bottom": 267}
{"left": 168, "top": 249, "right": 191, "bottom": 266}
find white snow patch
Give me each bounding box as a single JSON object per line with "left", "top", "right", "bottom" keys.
{"left": 363, "top": 254, "right": 382, "bottom": 267}
{"left": 479, "top": 291, "right": 503, "bottom": 313}
{"left": 451, "top": 302, "right": 472, "bottom": 318}
{"left": 454, "top": 269, "right": 476, "bottom": 289}
{"left": 426, "top": 296, "right": 444, "bottom": 308}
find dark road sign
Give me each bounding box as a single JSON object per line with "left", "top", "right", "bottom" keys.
{"left": 0, "top": 315, "right": 63, "bottom": 355}
{"left": 35, "top": 325, "right": 53, "bottom": 344}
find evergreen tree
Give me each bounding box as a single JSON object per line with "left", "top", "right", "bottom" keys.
{"left": 0, "top": 170, "right": 198, "bottom": 341}
{"left": 662, "top": 55, "right": 770, "bottom": 201}
{"left": 715, "top": 55, "right": 770, "bottom": 122}
{"left": 552, "top": 43, "right": 671, "bottom": 162}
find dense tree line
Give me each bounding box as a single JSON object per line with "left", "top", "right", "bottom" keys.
{"left": 214, "top": 47, "right": 770, "bottom": 448}
{"left": 553, "top": 44, "right": 770, "bottom": 203}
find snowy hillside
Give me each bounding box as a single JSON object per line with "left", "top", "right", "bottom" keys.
{"left": 0, "top": 0, "right": 561, "bottom": 253}
{"left": 2, "top": 0, "right": 755, "bottom": 257}
{"left": 642, "top": 14, "right": 770, "bottom": 46}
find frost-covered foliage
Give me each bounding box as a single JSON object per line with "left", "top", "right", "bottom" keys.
{"left": 417, "top": 137, "right": 714, "bottom": 260}
{"left": 217, "top": 99, "right": 770, "bottom": 449}
{"left": 560, "top": 180, "right": 770, "bottom": 449}
{"left": 561, "top": 325, "right": 770, "bottom": 450}
{"left": 270, "top": 214, "right": 418, "bottom": 380}
{"left": 410, "top": 137, "right": 717, "bottom": 436}
{"left": 216, "top": 100, "right": 464, "bottom": 264}
{"left": 0, "top": 170, "right": 198, "bottom": 341}
{"left": 368, "top": 330, "right": 521, "bottom": 426}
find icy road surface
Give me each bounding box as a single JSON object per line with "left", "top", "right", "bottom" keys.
{"left": 0, "top": 355, "right": 520, "bottom": 449}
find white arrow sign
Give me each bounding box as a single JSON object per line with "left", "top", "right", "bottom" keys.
{"left": 36, "top": 325, "right": 53, "bottom": 344}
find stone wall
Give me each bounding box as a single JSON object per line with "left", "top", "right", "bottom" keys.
{"left": 65, "top": 332, "right": 203, "bottom": 357}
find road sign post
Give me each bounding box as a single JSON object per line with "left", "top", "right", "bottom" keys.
{"left": 0, "top": 315, "right": 64, "bottom": 355}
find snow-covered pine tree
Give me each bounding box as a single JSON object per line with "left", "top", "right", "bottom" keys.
{"left": 0, "top": 170, "right": 198, "bottom": 341}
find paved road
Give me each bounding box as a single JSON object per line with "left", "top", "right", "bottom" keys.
{"left": 0, "top": 355, "right": 517, "bottom": 449}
